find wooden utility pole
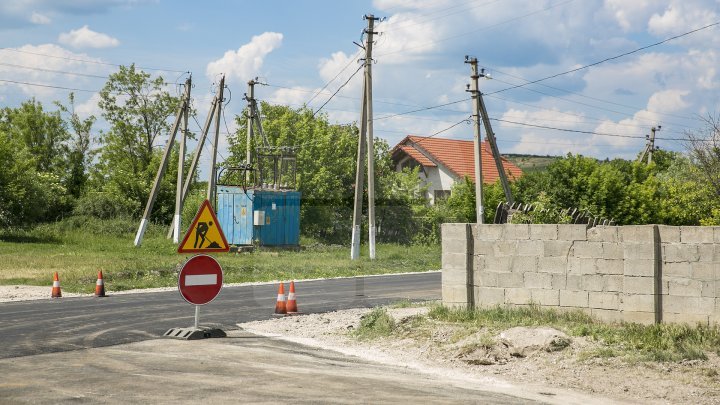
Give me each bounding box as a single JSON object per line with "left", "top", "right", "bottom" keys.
{"left": 207, "top": 75, "right": 225, "bottom": 206}
{"left": 134, "top": 77, "right": 191, "bottom": 247}
{"left": 351, "top": 14, "right": 379, "bottom": 260}
{"left": 465, "top": 57, "right": 485, "bottom": 224}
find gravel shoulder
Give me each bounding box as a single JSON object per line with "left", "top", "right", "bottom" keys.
{"left": 239, "top": 305, "right": 720, "bottom": 405}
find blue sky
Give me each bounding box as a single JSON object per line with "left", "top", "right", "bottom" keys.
{"left": 1, "top": 0, "right": 719, "bottom": 174}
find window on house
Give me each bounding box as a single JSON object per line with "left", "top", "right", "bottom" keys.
{"left": 434, "top": 190, "right": 451, "bottom": 201}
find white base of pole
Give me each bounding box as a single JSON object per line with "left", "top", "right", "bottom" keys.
{"left": 134, "top": 218, "right": 149, "bottom": 247}
{"left": 350, "top": 225, "right": 361, "bottom": 260}
{"left": 173, "top": 214, "right": 181, "bottom": 244}
{"left": 369, "top": 225, "right": 376, "bottom": 260}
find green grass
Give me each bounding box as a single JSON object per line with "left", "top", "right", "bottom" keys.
{"left": 0, "top": 216, "right": 440, "bottom": 293}
{"left": 505, "top": 154, "right": 558, "bottom": 173}
{"left": 354, "top": 308, "right": 396, "bottom": 340}
{"left": 427, "top": 304, "right": 720, "bottom": 363}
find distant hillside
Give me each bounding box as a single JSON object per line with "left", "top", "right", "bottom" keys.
{"left": 504, "top": 154, "right": 559, "bottom": 173}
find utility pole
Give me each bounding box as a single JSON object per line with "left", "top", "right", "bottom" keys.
{"left": 134, "top": 77, "right": 191, "bottom": 247}
{"left": 207, "top": 75, "right": 225, "bottom": 206}
{"left": 172, "top": 76, "right": 191, "bottom": 243}
{"left": 465, "top": 57, "right": 485, "bottom": 224}
{"left": 637, "top": 125, "right": 661, "bottom": 165}
{"left": 351, "top": 14, "right": 379, "bottom": 260}
{"left": 246, "top": 79, "right": 255, "bottom": 172}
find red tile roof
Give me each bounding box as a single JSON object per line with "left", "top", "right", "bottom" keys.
{"left": 391, "top": 135, "right": 522, "bottom": 184}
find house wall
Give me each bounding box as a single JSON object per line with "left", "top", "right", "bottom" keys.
{"left": 424, "top": 166, "right": 457, "bottom": 204}
{"left": 442, "top": 223, "right": 720, "bottom": 325}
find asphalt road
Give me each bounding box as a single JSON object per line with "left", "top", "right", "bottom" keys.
{"left": 0, "top": 272, "right": 440, "bottom": 359}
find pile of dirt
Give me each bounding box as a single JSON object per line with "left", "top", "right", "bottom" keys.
{"left": 240, "top": 306, "right": 720, "bottom": 404}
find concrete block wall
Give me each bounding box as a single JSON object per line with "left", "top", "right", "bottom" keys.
{"left": 441, "top": 223, "right": 720, "bottom": 325}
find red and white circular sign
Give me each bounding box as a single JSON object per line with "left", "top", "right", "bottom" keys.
{"left": 178, "top": 254, "right": 223, "bottom": 305}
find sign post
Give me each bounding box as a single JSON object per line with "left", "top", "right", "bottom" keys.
{"left": 164, "top": 200, "right": 229, "bottom": 340}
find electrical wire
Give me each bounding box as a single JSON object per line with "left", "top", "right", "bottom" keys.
{"left": 313, "top": 64, "right": 364, "bottom": 117}
{"left": 305, "top": 50, "right": 363, "bottom": 106}
{"left": 373, "top": 99, "right": 466, "bottom": 121}
{"left": 486, "top": 21, "right": 720, "bottom": 95}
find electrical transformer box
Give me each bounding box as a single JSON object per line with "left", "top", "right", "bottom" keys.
{"left": 216, "top": 186, "right": 301, "bottom": 246}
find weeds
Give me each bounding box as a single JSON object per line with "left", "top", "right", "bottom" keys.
{"left": 354, "top": 308, "right": 396, "bottom": 340}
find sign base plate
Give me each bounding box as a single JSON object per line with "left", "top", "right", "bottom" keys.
{"left": 163, "top": 327, "right": 226, "bottom": 340}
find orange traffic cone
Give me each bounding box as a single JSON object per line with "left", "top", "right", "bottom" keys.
{"left": 95, "top": 270, "right": 106, "bottom": 297}
{"left": 286, "top": 281, "right": 299, "bottom": 313}
{"left": 51, "top": 272, "right": 62, "bottom": 298}
{"left": 274, "top": 283, "right": 287, "bottom": 315}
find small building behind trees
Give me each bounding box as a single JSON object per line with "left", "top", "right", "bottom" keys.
{"left": 391, "top": 135, "right": 523, "bottom": 204}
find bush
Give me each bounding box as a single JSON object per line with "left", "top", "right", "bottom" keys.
{"left": 73, "top": 191, "right": 134, "bottom": 219}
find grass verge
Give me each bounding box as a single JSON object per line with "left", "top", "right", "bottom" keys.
{"left": 0, "top": 216, "right": 440, "bottom": 293}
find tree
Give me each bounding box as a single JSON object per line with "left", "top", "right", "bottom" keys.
{"left": 686, "top": 113, "right": 720, "bottom": 197}
{"left": 95, "top": 65, "right": 181, "bottom": 218}
{"left": 55, "top": 93, "right": 95, "bottom": 198}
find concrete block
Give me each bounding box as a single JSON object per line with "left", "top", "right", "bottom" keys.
{"left": 505, "top": 288, "right": 532, "bottom": 305}
{"left": 700, "top": 281, "right": 715, "bottom": 298}
{"left": 621, "top": 294, "right": 655, "bottom": 312}
{"left": 497, "top": 272, "right": 524, "bottom": 288}
{"left": 624, "top": 243, "right": 655, "bottom": 260}
{"left": 663, "top": 244, "right": 700, "bottom": 263}
{"left": 624, "top": 276, "right": 654, "bottom": 295}
{"left": 538, "top": 257, "right": 568, "bottom": 274}
{"left": 587, "top": 226, "right": 620, "bottom": 242}
{"left": 560, "top": 290, "right": 588, "bottom": 307}
{"left": 473, "top": 240, "right": 495, "bottom": 256}
{"left": 582, "top": 274, "right": 605, "bottom": 292}
{"left": 511, "top": 256, "right": 538, "bottom": 273}
{"left": 475, "top": 287, "right": 505, "bottom": 307}
{"left": 543, "top": 240, "right": 573, "bottom": 257}
{"left": 524, "top": 272, "right": 552, "bottom": 289}
{"left": 530, "top": 289, "right": 559, "bottom": 306}
{"left": 442, "top": 238, "right": 468, "bottom": 255}
{"left": 442, "top": 284, "right": 470, "bottom": 305}
{"left": 698, "top": 244, "right": 715, "bottom": 262}
{"left": 591, "top": 308, "right": 623, "bottom": 324}
{"left": 473, "top": 255, "right": 486, "bottom": 272}
{"left": 658, "top": 225, "right": 680, "bottom": 243}
{"left": 680, "top": 226, "right": 714, "bottom": 243}
{"left": 692, "top": 262, "right": 716, "bottom": 281}
{"left": 571, "top": 242, "right": 604, "bottom": 258}
{"left": 663, "top": 295, "right": 715, "bottom": 315}
{"left": 443, "top": 252, "right": 471, "bottom": 270}
{"left": 442, "top": 267, "right": 469, "bottom": 286}
{"left": 622, "top": 311, "right": 656, "bottom": 325}
{"left": 597, "top": 259, "right": 624, "bottom": 275}
{"left": 568, "top": 258, "right": 596, "bottom": 275}
{"left": 621, "top": 225, "right": 655, "bottom": 243}
{"left": 663, "top": 312, "right": 709, "bottom": 325}
{"left": 530, "top": 224, "right": 558, "bottom": 240}
{"left": 516, "top": 240, "right": 544, "bottom": 256}
{"left": 604, "top": 275, "right": 623, "bottom": 292}
{"left": 505, "top": 224, "right": 530, "bottom": 240}
{"left": 624, "top": 259, "right": 654, "bottom": 277}
{"left": 663, "top": 262, "right": 691, "bottom": 278}
{"left": 589, "top": 292, "right": 620, "bottom": 310}
{"left": 667, "top": 278, "right": 703, "bottom": 297}
{"left": 558, "top": 225, "right": 587, "bottom": 241}
{"left": 484, "top": 256, "right": 512, "bottom": 272}
{"left": 566, "top": 275, "right": 582, "bottom": 291}
{"left": 551, "top": 274, "right": 567, "bottom": 290}
{"left": 475, "top": 271, "right": 499, "bottom": 287}
{"left": 714, "top": 227, "right": 720, "bottom": 244}
{"left": 475, "top": 225, "right": 505, "bottom": 241}
{"left": 602, "top": 243, "right": 624, "bottom": 260}
{"left": 493, "top": 241, "right": 519, "bottom": 257}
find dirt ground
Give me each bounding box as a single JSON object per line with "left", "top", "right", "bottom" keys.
{"left": 239, "top": 306, "right": 720, "bottom": 405}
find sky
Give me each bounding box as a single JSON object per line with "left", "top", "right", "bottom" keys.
{"left": 1, "top": 0, "right": 719, "bottom": 176}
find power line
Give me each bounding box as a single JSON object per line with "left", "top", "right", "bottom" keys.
{"left": 0, "top": 62, "right": 110, "bottom": 79}
{"left": 313, "top": 64, "right": 364, "bottom": 117}
{"left": 487, "top": 21, "right": 720, "bottom": 95}
{"left": 374, "top": 99, "right": 466, "bottom": 121}
{"left": 0, "top": 78, "right": 97, "bottom": 93}
{"left": 0, "top": 47, "right": 189, "bottom": 73}
{"left": 305, "top": 50, "right": 363, "bottom": 106}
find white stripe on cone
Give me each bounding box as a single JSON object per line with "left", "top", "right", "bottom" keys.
{"left": 53, "top": 281, "right": 60, "bottom": 287}
{"left": 277, "top": 294, "right": 286, "bottom": 302}
{"left": 96, "top": 279, "right": 104, "bottom": 286}
{"left": 287, "top": 292, "right": 296, "bottom": 300}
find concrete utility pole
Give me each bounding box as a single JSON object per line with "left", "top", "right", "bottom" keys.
{"left": 172, "top": 76, "right": 191, "bottom": 243}
{"left": 207, "top": 75, "right": 225, "bottom": 206}
{"left": 351, "top": 14, "right": 379, "bottom": 260}
{"left": 246, "top": 79, "right": 255, "bottom": 171}
{"left": 466, "top": 57, "right": 485, "bottom": 224}
{"left": 134, "top": 77, "right": 191, "bottom": 247}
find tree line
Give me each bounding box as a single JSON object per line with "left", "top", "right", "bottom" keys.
{"left": 2, "top": 65, "right": 719, "bottom": 244}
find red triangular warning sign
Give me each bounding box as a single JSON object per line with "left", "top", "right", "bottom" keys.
{"left": 178, "top": 200, "right": 230, "bottom": 253}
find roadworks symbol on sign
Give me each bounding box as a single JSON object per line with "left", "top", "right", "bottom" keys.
{"left": 178, "top": 199, "right": 229, "bottom": 253}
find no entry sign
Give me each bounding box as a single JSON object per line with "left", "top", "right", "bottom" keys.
{"left": 178, "top": 254, "right": 223, "bottom": 305}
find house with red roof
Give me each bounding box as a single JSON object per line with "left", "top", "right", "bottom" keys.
{"left": 391, "top": 135, "right": 523, "bottom": 204}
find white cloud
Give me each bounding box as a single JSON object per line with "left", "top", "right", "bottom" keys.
{"left": 205, "top": 32, "right": 283, "bottom": 83}
{"left": 58, "top": 25, "right": 120, "bottom": 49}
{"left": 603, "top": 0, "right": 667, "bottom": 32}
{"left": 30, "top": 12, "right": 51, "bottom": 25}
